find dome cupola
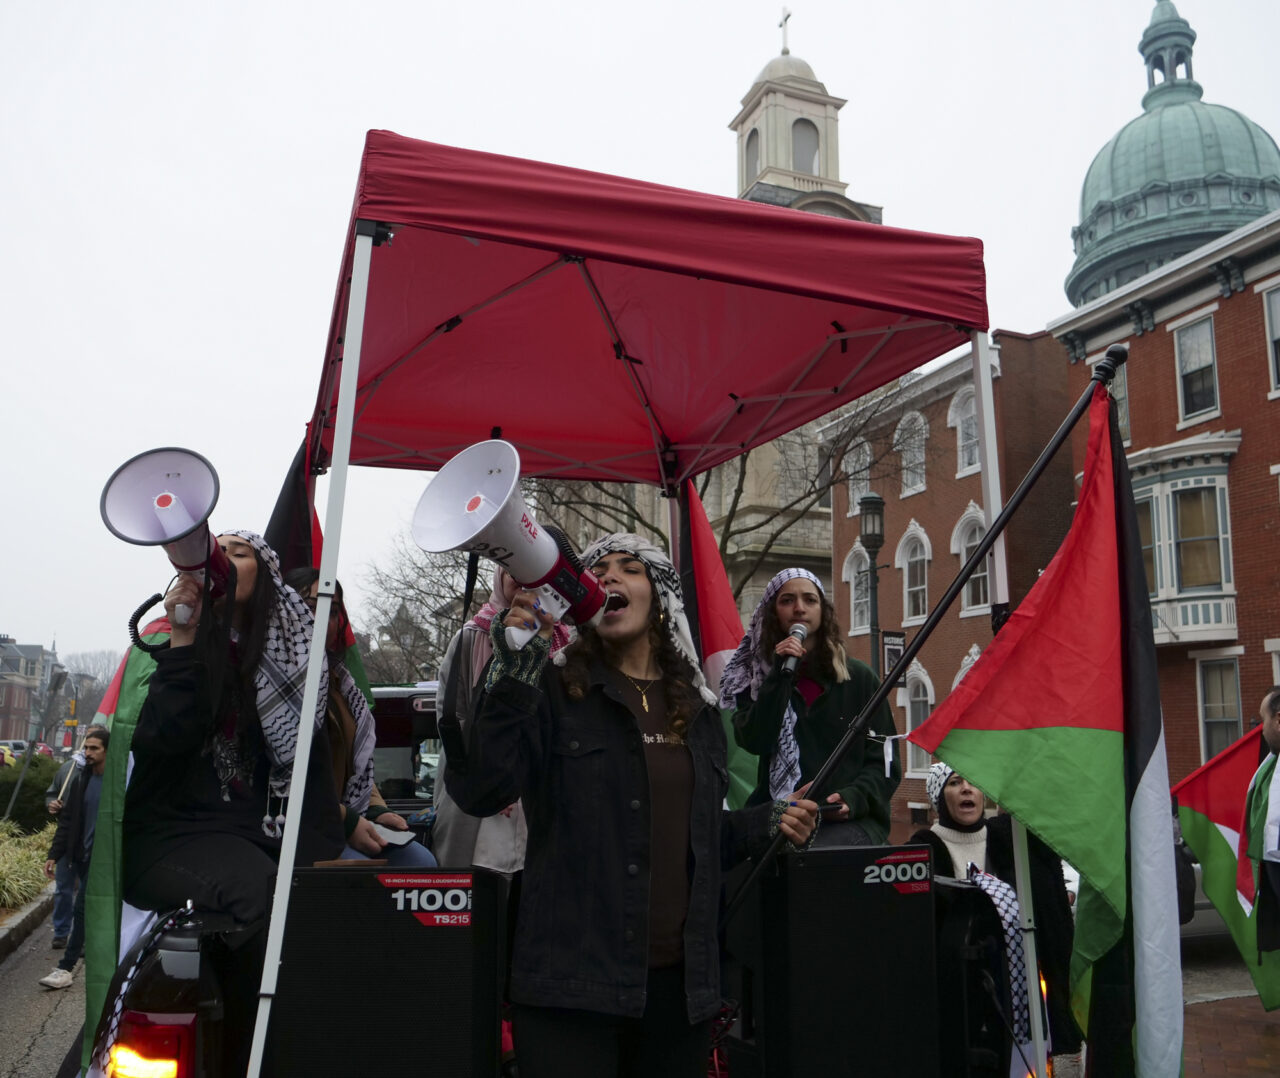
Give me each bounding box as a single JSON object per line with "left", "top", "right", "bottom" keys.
{"left": 1065, "top": 2, "right": 1280, "bottom": 306}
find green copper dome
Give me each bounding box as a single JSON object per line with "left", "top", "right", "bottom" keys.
{"left": 1066, "top": 2, "right": 1280, "bottom": 306}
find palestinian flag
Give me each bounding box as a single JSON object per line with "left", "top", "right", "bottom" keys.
{"left": 679, "top": 479, "right": 757, "bottom": 810}
{"left": 81, "top": 620, "right": 168, "bottom": 1074}
{"left": 1173, "top": 726, "right": 1280, "bottom": 1009}
{"left": 908, "top": 384, "right": 1182, "bottom": 1074}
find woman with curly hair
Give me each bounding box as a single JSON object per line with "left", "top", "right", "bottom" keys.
{"left": 723, "top": 567, "right": 900, "bottom": 846}
{"left": 446, "top": 533, "right": 816, "bottom": 1078}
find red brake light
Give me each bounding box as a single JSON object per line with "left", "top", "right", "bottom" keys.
{"left": 107, "top": 1010, "right": 195, "bottom": 1078}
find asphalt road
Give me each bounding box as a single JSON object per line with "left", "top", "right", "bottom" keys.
{"left": 0, "top": 919, "right": 84, "bottom": 1078}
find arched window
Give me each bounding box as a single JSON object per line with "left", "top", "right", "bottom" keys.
{"left": 947, "top": 388, "right": 980, "bottom": 476}
{"left": 894, "top": 520, "right": 932, "bottom": 625}
{"left": 845, "top": 439, "right": 870, "bottom": 517}
{"left": 950, "top": 503, "right": 990, "bottom": 613}
{"left": 841, "top": 543, "right": 870, "bottom": 633}
{"left": 894, "top": 412, "right": 928, "bottom": 495}
{"left": 899, "top": 659, "right": 936, "bottom": 774}
{"left": 792, "top": 119, "right": 819, "bottom": 175}
{"left": 744, "top": 128, "right": 760, "bottom": 185}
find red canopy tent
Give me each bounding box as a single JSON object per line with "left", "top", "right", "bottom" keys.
{"left": 251, "top": 132, "right": 992, "bottom": 1075}
{"left": 305, "top": 129, "right": 988, "bottom": 489}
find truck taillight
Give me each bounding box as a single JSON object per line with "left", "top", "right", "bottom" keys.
{"left": 107, "top": 1011, "right": 195, "bottom": 1078}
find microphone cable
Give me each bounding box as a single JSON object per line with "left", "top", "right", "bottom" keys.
{"left": 979, "top": 968, "right": 1036, "bottom": 1077}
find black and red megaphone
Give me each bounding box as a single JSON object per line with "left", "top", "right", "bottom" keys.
{"left": 411, "top": 440, "right": 606, "bottom": 649}
{"left": 100, "top": 447, "right": 229, "bottom": 626}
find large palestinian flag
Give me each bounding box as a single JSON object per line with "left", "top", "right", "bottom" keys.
{"left": 908, "top": 384, "right": 1182, "bottom": 1074}
{"left": 679, "top": 479, "right": 757, "bottom": 810}
{"left": 1173, "top": 726, "right": 1280, "bottom": 1009}
{"left": 81, "top": 620, "right": 168, "bottom": 1073}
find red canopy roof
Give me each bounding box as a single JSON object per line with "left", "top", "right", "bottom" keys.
{"left": 308, "top": 130, "right": 987, "bottom": 487}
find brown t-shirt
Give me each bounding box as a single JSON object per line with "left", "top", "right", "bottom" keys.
{"left": 612, "top": 670, "right": 693, "bottom": 968}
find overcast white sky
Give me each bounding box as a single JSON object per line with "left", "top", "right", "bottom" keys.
{"left": 3, "top": 0, "right": 1277, "bottom": 660}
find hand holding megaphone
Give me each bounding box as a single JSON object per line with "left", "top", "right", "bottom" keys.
{"left": 504, "top": 590, "right": 557, "bottom": 648}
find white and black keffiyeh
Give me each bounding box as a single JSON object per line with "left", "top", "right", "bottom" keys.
{"left": 221, "top": 530, "right": 328, "bottom": 797}
{"left": 718, "top": 567, "right": 824, "bottom": 800}
{"left": 574, "top": 532, "right": 717, "bottom": 706}
{"left": 926, "top": 761, "right": 955, "bottom": 809}
{"left": 968, "top": 864, "right": 1031, "bottom": 1046}
{"left": 333, "top": 661, "right": 376, "bottom": 814}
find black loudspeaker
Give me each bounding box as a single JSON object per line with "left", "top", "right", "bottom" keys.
{"left": 932, "top": 877, "right": 1012, "bottom": 1078}
{"left": 268, "top": 866, "right": 505, "bottom": 1077}
{"left": 724, "top": 845, "right": 940, "bottom": 1077}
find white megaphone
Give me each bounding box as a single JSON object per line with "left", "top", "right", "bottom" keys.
{"left": 100, "top": 447, "right": 230, "bottom": 626}
{"left": 411, "top": 440, "right": 607, "bottom": 650}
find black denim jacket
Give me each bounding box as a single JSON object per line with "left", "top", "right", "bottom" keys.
{"left": 445, "top": 659, "right": 774, "bottom": 1023}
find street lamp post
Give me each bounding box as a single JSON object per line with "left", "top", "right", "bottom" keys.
{"left": 858, "top": 493, "right": 886, "bottom": 679}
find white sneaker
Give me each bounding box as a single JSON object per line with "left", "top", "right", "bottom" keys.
{"left": 39, "top": 967, "right": 73, "bottom": 990}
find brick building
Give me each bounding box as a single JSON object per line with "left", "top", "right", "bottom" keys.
{"left": 1051, "top": 210, "right": 1280, "bottom": 784}
{"left": 826, "top": 332, "right": 1074, "bottom": 833}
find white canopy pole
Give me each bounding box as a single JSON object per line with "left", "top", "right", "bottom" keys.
{"left": 246, "top": 225, "right": 377, "bottom": 1078}
{"left": 970, "top": 329, "right": 1048, "bottom": 1077}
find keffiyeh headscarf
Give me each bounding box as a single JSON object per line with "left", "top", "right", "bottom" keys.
{"left": 574, "top": 532, "right": 716, "bottom": 706}
{"left": 719, "top": 567, "right": 824, "bottom": 800}
{"left": 925, "top": 762, "right": 955, "bottom": 810}
{"left": 220, "top": 530, "right": 328, "bottom": 798}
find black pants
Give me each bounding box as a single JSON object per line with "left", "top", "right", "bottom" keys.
{"left": 511, "top": 965, "right": 711, "bottom": 1078}
{"left": 57, "top": 861, "right": 90, "bottom": 972}
{"left": 126, "top": 832, "right": 277, "bottom": 925}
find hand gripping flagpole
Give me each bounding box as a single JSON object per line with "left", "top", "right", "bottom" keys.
{"left": 723, "top": 343, "right": 1130, "bottom": 929}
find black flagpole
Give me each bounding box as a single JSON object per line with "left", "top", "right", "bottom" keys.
{"left": 723, "top": 342, "right": 1129, "bottom": 926}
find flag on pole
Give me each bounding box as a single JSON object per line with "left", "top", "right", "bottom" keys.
{"left": 679, "top": 480, "right": 757, "bottom": 809}
{"left": 908, "top": 384, "right": 1182, "bottom": 1073}
{"left": 81, "top": 621, "right": 168, "bottom": 1072}
{"left": 1173, "top": 726, "right": 1280, "bottom": 1009}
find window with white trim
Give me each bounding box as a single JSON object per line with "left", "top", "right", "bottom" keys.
{"left": 841, "top": 544, "right": 870, "bottom": 634}
{"left": 904, "top": 540, "right": 927, "bottom": 620}
{"left": 894, "top": 412, "right": 928, "bottom": 496}
{"left": 1198, "top": 657, "right": 1241, "bottom": 760}
{"left": 1266, "top": 287, "right": 1280, "bottom": 392}
{"left": 901, "top": 660, "right": 936, "bottom": 774}
{"left": 845, "top": 440, "right": 870, "bottom": 517}
{"left": 948, "top": 389, "right": 980, "bottom": 476}
{"left": 1174, "top": 317, "right": 1219, "bottom": 421}
{"left": 1133, "top": 471, "right": 1232, "bottom": 602}
{"left": 960, "top": 522, "right": 988, "bottom": 611}
{"left": 894, "top": 521, "right": 932, "bottom": 625}
{"left": 953, "top": 643, "right": 982, "bottom": 688}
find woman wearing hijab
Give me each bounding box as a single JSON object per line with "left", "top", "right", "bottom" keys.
{"left": 911, "top": 763, "right": 1082, "bottom": 1060}
{"left": 123, "top": 531, "right": 343, "bottom": 925}
{"left": 723, "top": 568, "right": 900, "bottom": 846}
{"left": 446, "top": 534, "right": 817, "bottom": 1078}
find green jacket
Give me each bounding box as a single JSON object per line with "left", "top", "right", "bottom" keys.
{"left": 732, "top": 656, "right": 900, "bottom": 843}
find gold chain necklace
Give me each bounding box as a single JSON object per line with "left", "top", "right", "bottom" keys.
{"left": 621, "top": 672, "right": 656, "bottom": 713}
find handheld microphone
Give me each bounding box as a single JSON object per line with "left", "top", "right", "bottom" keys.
{"left": 780, "top": 624, "right": 808, "bottom": 675}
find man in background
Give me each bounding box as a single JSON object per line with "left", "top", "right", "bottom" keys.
{"left": 44, "top": 750, "right": 83, "bottom": 949}
{"left": 38, "top": 725, "right": 109, "bottom": 990}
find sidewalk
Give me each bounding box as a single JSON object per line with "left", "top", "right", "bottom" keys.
{"left": 1183, "top": 994, "right": 1280, "bottom": 1075}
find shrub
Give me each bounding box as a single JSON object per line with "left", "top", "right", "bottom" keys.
{"left": 0, "top": 753, "right": 62, "bottom": 833}
{"left": 0, "top": 819, "right": 56, "bottom": 911}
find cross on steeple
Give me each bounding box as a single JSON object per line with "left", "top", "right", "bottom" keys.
{"left": 779, "top": 7, "right": 791, "bottom": 55}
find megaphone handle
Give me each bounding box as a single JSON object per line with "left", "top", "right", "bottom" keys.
{"left": 171, "top": 568, "right": 207, "bottom": 627}
{"left": 503, "top": 623, "right": 539, "bottom": 651}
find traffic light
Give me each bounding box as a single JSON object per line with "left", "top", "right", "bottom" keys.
{"left": 68, "top": 699, "right": 76, "bottom": 717}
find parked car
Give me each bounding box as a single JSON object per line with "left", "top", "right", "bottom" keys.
{"left": 34, "top": 742, "right": 55, "bottom": 757}
{"left": 0, "top": 738, "right": 29, "bottom": 758}
{"left": 0, "top": 745, "right": 14, "bottom": 768}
